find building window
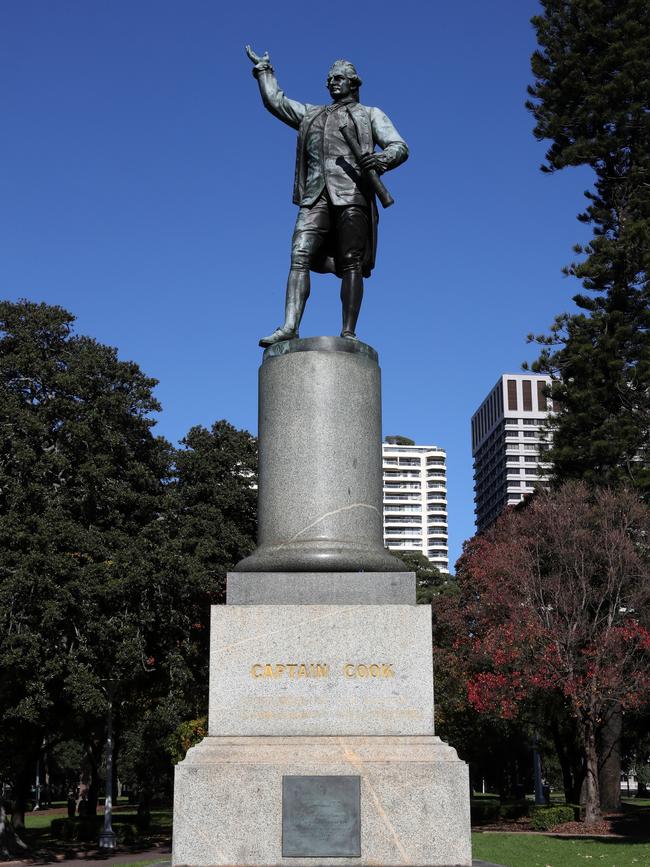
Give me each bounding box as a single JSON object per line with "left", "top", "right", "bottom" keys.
{"left": 507, "top": 379, "right": 518, "bottom": 410}
{"left": 537, "top": 379, "right": 548, "bottom": 411}
{"left": 522, "top": 379, "right": 533, "bottom": 411}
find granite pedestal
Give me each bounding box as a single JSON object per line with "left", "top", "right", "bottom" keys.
{"left": 172, "top": 339, "right": 473, "bottom": 866}
{"left": 174, "top": 736, "right": 470, "bottom": 866}
{"left": 234, "top": 338, "right": 406, "bottom": 573}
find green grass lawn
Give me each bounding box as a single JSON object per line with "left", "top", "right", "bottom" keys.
{"left": 19, "top": 806, "right": 173, "bottom": 860}
{"left": 623, "top": 798, "right": 650, "bottom": 808}
{"left": 19, "top": 807, "right": 650, "bottom": 867}
{"left": 23, "top": 806, "right": 173, "bottom": 832}
{"left": 473, "top": 832, "right": 650, "bottom": 867}
{"left": 23, "top": 808, "right": 66, "bottom": 829}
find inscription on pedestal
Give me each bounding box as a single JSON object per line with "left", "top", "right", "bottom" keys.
{"left": 209, "top": 605, "right": 435, "bottom": 737}
{"left": 282, "top": 775, "right": 361, "bottom": 857}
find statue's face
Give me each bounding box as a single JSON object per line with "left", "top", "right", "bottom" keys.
{"left": 327, "top": 72, "right": 352, "bottom": 101}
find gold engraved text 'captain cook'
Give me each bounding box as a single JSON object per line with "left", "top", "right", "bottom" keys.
{"left": 250, "top": 663, "right": 395, "bottom": 679}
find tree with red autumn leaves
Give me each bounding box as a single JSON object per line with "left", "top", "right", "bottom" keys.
{"left": 437, "top": 482, "right": 650, "bottom": 823}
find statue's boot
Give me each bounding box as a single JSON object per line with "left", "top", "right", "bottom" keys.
{"left": 259, "top": 269, "right": 310, "bottom": 347}
{"left": 340, "top": 270, "right": 363, "bottom": 339}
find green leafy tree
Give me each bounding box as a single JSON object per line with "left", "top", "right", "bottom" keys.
{"left": 170, "top": 420, "right": 257, "bottom": 604}
{"left": 390, "top": 551, "right": 454, "bottom": 603}
{"left": 0, "top": 300, "right": 174, "bottom": 825}
{"left": 384, "top": 435, "right": 415, "bottom": 446}
{"left": 141, "top": 420, "right": 258, "bottom": 787}
{"left": 113, "top": 423, "right": 257, "bottom": 805}
{"left": 0, "top": 302, "right": 260, "bottom": 837}
{"left": 525, "top": 0, "right": 650, "bottom": 496}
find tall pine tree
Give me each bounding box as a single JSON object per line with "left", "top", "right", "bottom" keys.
{"left": 525, "top": 0, "right": 650, "bottom": 811}
{"left": 526, "top": 0, "right": 650, "bottom": 496}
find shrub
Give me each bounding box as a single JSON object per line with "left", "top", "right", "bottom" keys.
{"left": 115, "top": 822, "right": 137, "bottom": 844}
{"left": 166, "top": 717, "right": 208, "bottom": 764}
{"left": 500, "top": 801, "right": 530, "bottom": 821}
{"left": 50, "top": 817, "right": 101, "bottom": 841}
{"left": 529, "top": 805, "right": 575, "bottom": 831}
{"left": 470, "top": 799, "right": 500, "bottom": 825}
{"left": 50, "top": 816, "right": 139, "bottom": 843}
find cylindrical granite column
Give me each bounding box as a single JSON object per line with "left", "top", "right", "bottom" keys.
{"left": 235, "top": 336, "right": 406, "bottom": 572}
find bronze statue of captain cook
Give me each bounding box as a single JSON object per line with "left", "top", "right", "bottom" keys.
{"left": 246, "top": 47, "right": 409, "bottom": 347}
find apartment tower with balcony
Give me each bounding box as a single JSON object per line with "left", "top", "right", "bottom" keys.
{"left": 382, "top": 441, "right": 449, "bottom": 573}
{"left": 471, "top": 373, "right": 555, "bottom": 533}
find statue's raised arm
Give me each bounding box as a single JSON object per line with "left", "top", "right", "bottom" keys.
{"left": 245, "top": 45, "right": 307, "bottom": 130}
{"left": 245, "top": 49, "right": 409, "bottom": 348}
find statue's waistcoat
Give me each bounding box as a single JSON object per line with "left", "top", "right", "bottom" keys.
{"left": 293, "top": 102, "right": 373, "bottom": 207}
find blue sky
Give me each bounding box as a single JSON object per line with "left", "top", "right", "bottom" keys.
{"left": 1, "top": 0, "right": 593, "bottom": 567}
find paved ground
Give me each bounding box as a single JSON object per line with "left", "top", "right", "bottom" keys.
{"left": 6, "top": 860, "right": 504, "bottom": 867}
{"left": 474, "top": 861, "right": 507, "bottom": 866}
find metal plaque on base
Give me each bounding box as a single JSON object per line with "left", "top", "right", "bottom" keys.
{"left": 282, "top": 775, "right": 361, "bottom": 857}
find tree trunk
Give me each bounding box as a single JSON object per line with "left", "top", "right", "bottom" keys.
{"left": 78, "top": 737, "right": 101, "bottom": 817}
{"left": 550, "top": 716, "right": 585, "bottom": 803}
{"left": 598, "top": 702, "right": 622, "bottom": 811}
{"left": 0, "top": 803, "right": 28, "bottom": 859}
{"left": 551, "top": 718, "right": 575, "bottom": 802}
{"left": 572, "top": 756, "right": 587, "bottom": 806}
{"left": 11, "top": 762, "right": 33, "bottom": 830}
{"left": 583, "top": 718, "right": 601, "bottom": 824}
{"left": 87, "top": 764, "right": 99, "bottom": 816}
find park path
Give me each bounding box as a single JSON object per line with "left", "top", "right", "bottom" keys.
{"left": 3, "top": 848, "right": 170, "bottom": 867}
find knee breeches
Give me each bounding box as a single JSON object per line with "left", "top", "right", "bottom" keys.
{"left": 290, "top": 194, "right": 369, "bottom": 274}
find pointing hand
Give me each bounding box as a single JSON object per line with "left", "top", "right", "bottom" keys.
{"left": 245, "top": 45, "right": 270, "bottom": 66}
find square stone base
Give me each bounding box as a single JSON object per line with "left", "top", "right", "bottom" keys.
{"left": 172, "top": 736, "right": 472, "bottom": 867}
{"left": 208, "top": 605, "right": 435, "bottom": 737}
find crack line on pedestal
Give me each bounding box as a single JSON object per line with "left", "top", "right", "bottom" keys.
{"left": 276, "top": 502, "right": 379, "bottom": 547}
{"left": 338, "top": 739, "right": 412, "bottom": 864}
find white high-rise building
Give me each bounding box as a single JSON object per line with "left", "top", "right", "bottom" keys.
{"left": 471, "top": 373, "right": 556, "bottom": 533}
{"left": 382, "top": 441, "right": 449, "bottom": 573}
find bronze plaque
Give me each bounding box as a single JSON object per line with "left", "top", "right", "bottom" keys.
{"left": 282, "top": 775, "right": 361, "bottom": 857}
